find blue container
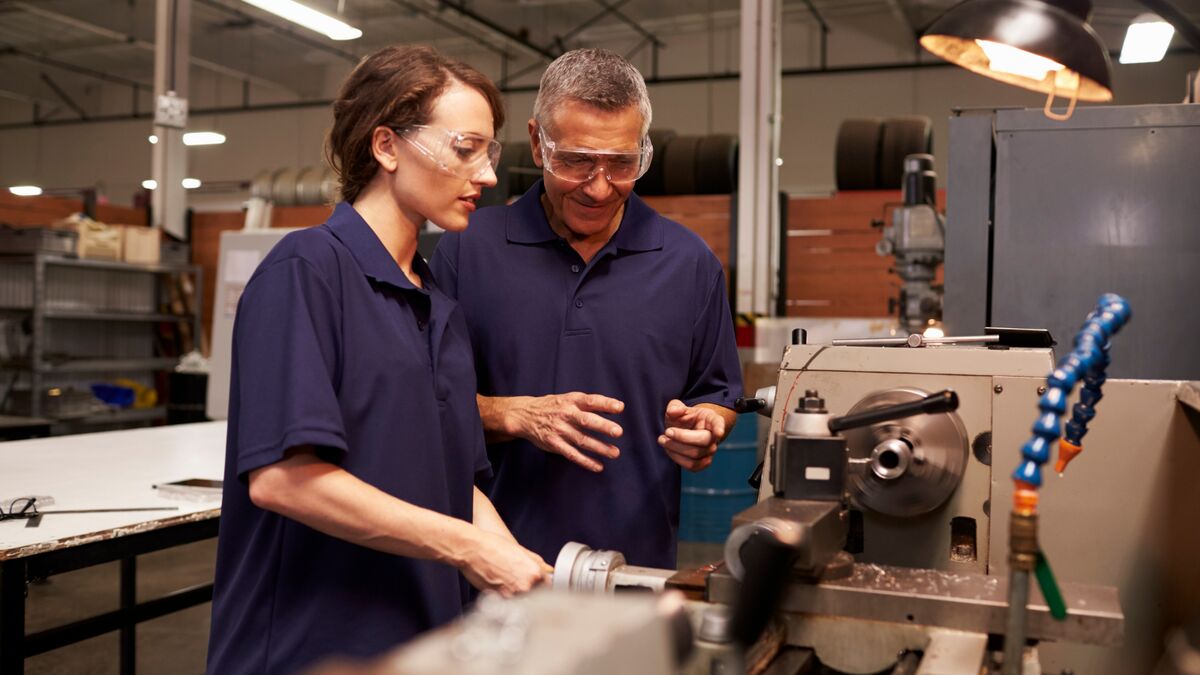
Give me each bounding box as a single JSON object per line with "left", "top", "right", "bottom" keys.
{"left": 679, "top": 414, "right": 759, "bottom": 543}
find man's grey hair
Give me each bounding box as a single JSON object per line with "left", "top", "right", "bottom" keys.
{"left": 533, "top": 48, "right": 652, "bottom": 138}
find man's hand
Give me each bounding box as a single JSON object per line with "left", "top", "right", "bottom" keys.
{"left": 658, "top": 400, "right": 730, "bottom": 472}
{"left": 505, "top": 393, "right": 625, "bottom": 472}
{"left": 457, "top": 529, "right": 553, "bottom": 597}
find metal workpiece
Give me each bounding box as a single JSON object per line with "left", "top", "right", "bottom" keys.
{"left": 840, "top": 388, "right": 969, "bottom": 518}
{"left": 727, "top": 499, "right": 846, "bottom": 578}
{"left": 552, "top": 542, "right": 675, "bottom": 594}
{"left": 706, "top": 563, "right": 1124, "bottom": 648}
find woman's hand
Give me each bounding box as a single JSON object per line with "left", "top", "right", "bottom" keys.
{"left": 456, "top": 529, "right": 553, "bottom": 597}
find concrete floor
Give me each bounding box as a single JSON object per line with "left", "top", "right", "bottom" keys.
{"left": 21, "top": 540, "right": 726, "bottom": 674}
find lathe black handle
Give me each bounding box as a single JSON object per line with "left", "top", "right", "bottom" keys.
{"left": 733, "top": 397, "right": 767, "bottom": 413}
{"left": 729, "top": 529, "right": 798, "bottom": 648}
{"left": 826, "top": 389, "right": 958, "bottom": 433}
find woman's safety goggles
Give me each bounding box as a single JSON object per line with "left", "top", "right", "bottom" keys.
{"left": 394, "top": 125, "right": 502, "bottom": 182}
{"left": 537, "top": 127, "right": 653, "bottom": 184}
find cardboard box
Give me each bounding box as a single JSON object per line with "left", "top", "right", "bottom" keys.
{"left": 75, "top": 220, "right": 123, "bottom": 260}
{"left": 122, "top": 226, "right": 161, "bottom": 264}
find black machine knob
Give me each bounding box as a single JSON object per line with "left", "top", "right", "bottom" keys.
{"left": 792, "top": 328, "right": 808, "bottom": 345}
{"left": 733, "top": 397, "right": 767, "bottom": 414}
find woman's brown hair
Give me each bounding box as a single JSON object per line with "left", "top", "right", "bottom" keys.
{"left": 324, "top": 45, "right": 505, "bottom": 204}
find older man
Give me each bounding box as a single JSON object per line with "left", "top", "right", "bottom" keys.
{"left": 430, "top": 49, "right": 741, "bottom": 568}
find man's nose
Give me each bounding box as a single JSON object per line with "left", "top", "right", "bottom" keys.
{"left": 581, "top": 169, "right": 613, "bottom": 201}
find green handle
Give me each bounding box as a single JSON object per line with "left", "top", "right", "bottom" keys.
{"left": 1036, "top": 551, "right": 1068, "bottom": 621}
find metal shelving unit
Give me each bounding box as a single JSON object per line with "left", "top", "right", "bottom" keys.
{"left": 0, "top": 252, "right": 203, "bottom": 422}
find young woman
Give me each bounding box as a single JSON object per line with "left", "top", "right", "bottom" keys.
{"left": 206, "top": 46, "right": 549, "bottom": 674}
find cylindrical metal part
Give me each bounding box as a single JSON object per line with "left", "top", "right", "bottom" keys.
{"left": 1003, "top": 567, "right": 1032, "bottom": 675}
{"left": 1009, "top": 512, "right": 1039, "bottom": 572}
{"left": 792, "top": 328, "right": 808, "bottom": 345}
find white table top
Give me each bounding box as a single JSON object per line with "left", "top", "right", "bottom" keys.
{"left": 0, "top": 421, "right": 227, "bottom": 560}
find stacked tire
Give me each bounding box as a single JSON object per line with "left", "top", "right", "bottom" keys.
{"left": 835, "top": 117, "right": 932, "bottom": 191}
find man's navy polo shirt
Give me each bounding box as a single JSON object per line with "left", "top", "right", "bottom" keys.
{"left": 207, "top": 202, "right": 491, "bottom": 674}
{"left": 430, "top": 182, "right": 742, "bottom": 569}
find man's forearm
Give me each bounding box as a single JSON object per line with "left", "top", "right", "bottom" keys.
{"left": 477, "top": 394, "right": 528, "bottom": 443}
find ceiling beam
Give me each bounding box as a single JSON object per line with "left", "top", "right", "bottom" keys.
{"left": 592, "top": 0, "right": 664, "bottom": 48}
{"left": 39, "top": 72, "right": 87, "bottom": 119}
{"left": 389, "top": 0, "right": 511, "bottom": 58}
{"left": 0, "top": 45, "right": 151, "bottom": 90}
{"left": 431, "top": 0, "right": 559, "bottom": 61}
{"left": 10, "top": 1, "right": 301, "bottom": 96}
{"left": 884, "top": 0, "right": 918, "bottom": 41}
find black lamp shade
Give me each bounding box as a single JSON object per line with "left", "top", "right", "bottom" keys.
{"left": 920, "top": 0, "right": 1113, "bottom": 102}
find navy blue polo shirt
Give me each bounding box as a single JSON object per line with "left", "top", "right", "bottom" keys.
{"left": 207, "top": 202, "right": 491, "bottom": 674}
{"left": 430, "top": 182, "right": 742, "bottom": 569}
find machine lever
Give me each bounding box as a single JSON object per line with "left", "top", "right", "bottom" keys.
{"left": 734, "top": 397, "right": 767, "bottom": 413}
{"left": 827, "top": 389, "right": 958, "bottom": 433}
{"left": 728, "top": 528, "right": 799, "bottom": 648}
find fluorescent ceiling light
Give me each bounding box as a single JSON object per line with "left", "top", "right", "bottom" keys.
{"left": 240, "top": 0, "right": 362, "bottom": 40}
{"left": 8, "top": 185, "right": 43, "bottom": 197}
{"left": 182, "top": 178, "right": 202, "bottom": 189}
{"left": 184, "top": 131, "right": 226, "bottom": 146}
{"left": 148, "top": 132, "right": 226, "bottom": 146}
{"left": 976, "top": 39, "right": 1065, "bottom": 81}
{"left": 1120, "top": 14, "right": 1174, "bottom": 64}
{"left": 142, "top": 179, "right": 158, "bottom": 190}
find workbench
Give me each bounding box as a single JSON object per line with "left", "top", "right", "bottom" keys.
{"left": 0, "top": 421, "right": 226, "bottom": 674}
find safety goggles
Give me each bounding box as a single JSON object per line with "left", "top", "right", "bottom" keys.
{"left": 537, "top": 127, "right": 653, "bottom": 184}
{"left": 394, "top": 125, "right": 502, "bottom": 182}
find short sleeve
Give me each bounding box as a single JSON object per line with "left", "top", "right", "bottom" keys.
{"left": 230, "top": 257, "right": 347, "bottom": 479}
{"left": 428, "top": 232, "right": 461, "bottom": 300}
{"left": 682, "top": 268, "right": 743, "bottom": 410}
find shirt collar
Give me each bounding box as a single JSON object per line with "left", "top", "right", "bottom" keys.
{"left": 326, "top": 201, "right": 430, "bottom": 293}
{"left": 505, "top": 180, "right": 663, "bottom": 252}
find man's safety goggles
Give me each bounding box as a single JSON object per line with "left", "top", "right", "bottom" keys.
{"left": 394, "top": 125, "right": 502, "bottom": 182}
{"left": 537, "top": 127, "right": 653, "bottom": 184}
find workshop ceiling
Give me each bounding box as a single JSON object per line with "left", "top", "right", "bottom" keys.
{"left": 0, "top": 0, "right": 1196, "bottom": 121}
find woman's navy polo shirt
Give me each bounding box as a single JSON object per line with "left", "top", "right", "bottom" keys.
{"left": 430, "top": 182, "right": 743, "bottom": 569}
{"left": 207, "top": 202, "right": 491, "bottom": 674}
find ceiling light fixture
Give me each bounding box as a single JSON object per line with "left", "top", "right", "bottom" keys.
{"left": 240, "top": 0, "right": 362, "bottom": 40}
{"left": 149, "top": 132, "right": 226, "bottom": 146}
{"left": 182, "top": 178, "right": 202, "bottom": 189}
{"left": 920, "top": 0, "right": 1113, "bottom": 121}
{"left": 8, "top": 185, "right": 43, "bottom": 197}
{"left": 1120, "top": 14, "right": 1175, "bottom": 64}
{"left": 142, "top": 180, "right": 158, "bottom": 190}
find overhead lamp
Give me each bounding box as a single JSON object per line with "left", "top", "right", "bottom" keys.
{"left": 920, "top": 0, "right": 1113, "bottom": 120}
{"left": 148, "top": 132, "right": 226, "bottom": 146}
{"left": 1120, "top": 14, "right": 1175, "bottom": 64}
{"left": 142, "top": 179, "right": 158, "bottom": 190}
{"left": 182, "top": 178, "right": 202, "bottom": 189}
{"left": 240, "top": 0, "right": 362, "bottom": 40}
{"left": 8, "top": 185, "right": 43, "bottom": 197}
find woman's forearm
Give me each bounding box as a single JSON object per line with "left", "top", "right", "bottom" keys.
{"left": 248, "top": 448, "right": 479, "bottom": 567}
